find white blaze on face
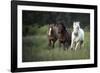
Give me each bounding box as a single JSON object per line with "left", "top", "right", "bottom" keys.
{"left": 48, "top": 27, "right": 52, "bottom": 36}
{"left": 73, "top": 22, "right": 80, "bottom": 33}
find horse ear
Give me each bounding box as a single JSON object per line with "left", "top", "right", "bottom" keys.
{"left": 52, "top": 24, "right": 55, "bottom": 26}
{"left": 48, "top": 24, "right": 51, "bottom": 26}
{"left": 48, "top": 24, "right": 50, "bottom": 28}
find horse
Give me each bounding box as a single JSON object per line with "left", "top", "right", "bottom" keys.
{"left": 48, "top": 24, "right": 58, "bottom": 48}
{"left": 70, "top": 21, "right": 84, "bottom": 51}
{"left": 57, "top": 23, "right": 71, "bottom": 50}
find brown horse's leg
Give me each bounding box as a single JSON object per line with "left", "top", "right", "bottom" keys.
{"left": 65, "top": 42, "right": 68, "bottom": 50}
{"left": 59, "top": 41, "right": 61, "bottom": 48}
{"left": 52, "top": 41, "right": 55, "bottom": 48}
{"left": 52, "top": 39, "right": 57, "bottom": 48}
{"left": 48, "top": 40, "right": 51, "bottom": 48}
{"left": 63, "top": 42, "right": 66, "bottom": 50}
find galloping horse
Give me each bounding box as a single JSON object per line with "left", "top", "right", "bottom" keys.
{"left": 48, "top": 24, "right": 58, "bottom": 48}
{"left": 70, "top": 21, "right": 84, "bottom": 50}
{"left": 57, "top": 23, "right": 71, "bottom": 50}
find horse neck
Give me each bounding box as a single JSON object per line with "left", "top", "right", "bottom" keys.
{"left": 62, "top": 29, "right": 67, "bottom": 34}
{"left": 59, "top": 30, "right": 66, "bottom": 37}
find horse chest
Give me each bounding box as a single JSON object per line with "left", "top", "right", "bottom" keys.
{"left": 48, "top": 35, "right": 57, "bottom": 41}
{"left": 74, "top": 37, "right": 80, "bottom": 43}
{"left": 59, "top": 36, "right": 66, "bottom": 43}
{"left": 73, "top": 33, "right": 80, "bottom": 42}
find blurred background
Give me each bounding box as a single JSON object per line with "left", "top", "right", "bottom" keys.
{"left": 22, "top": 11, "right": 90, "bottom": 36}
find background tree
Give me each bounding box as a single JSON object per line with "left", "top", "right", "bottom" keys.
{"left": 22, "top": 11, "right": 90, "bottom": 36}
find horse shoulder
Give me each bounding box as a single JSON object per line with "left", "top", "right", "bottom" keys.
{"left": 79, "top": 28, "right": 84, "bottom": 40}
{"left": 80, "top": 28, "right": 84, "bottom": 34}
{"left": 72, "top": 32, "right": 75, "bottom": 41}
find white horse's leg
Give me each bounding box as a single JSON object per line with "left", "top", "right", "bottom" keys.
{"left": 70, "top": 40, "right": 74, "bottom": 50}
{"left": 70, "top": 33, "right": 74, "bottom": 50}
{"left": 75, "top": 42, "right": 80, "bottom": 50}
{"left": 80, "top": 41, "right": 84, "bottom": 49}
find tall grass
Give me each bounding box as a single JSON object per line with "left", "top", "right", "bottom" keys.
{"left": 22, "top": 26, "right": 90, "bottom": 62}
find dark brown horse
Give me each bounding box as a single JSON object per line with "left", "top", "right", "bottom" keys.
{"left": 57, "top": 24, "right": 71, "bottom": 50}
{"left": 48, "top": 24, "right": 58, "bottom": 48}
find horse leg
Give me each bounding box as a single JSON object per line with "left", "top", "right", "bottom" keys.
{"left": 75, "top": 42, "right": 80, "bottom": 51}
{"left": 59, "top": 41, "right": 61, "bottom": 48}
{"left": 66, "top": 42, "right": 69, "bottom": 50}
{"left": 63, "top": 42, "right": 66, "bottom": 50}
{"left": 48, "top": 40, "right": 51, "bottom": 48}
{"left": 70, "top": 40, "right": 74, "bottom": 50}
{"left": 53, "top": 38, "right": 57, "bottom": 48}
{"left": 52, "top": 41, "right": 55, "bottom": 48}
{"left": 80, "top": 40, "right": 83, "bottom": 49}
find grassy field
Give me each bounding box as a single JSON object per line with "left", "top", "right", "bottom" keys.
{"left": 22, "top": 26, "right": 90, "bottom": 62}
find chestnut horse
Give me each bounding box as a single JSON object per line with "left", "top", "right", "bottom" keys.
{"left": 48, "top": 24, "right": 58, "bottom": 48}
{"left": 57, "top": 24, "right": 71, "bottom": 50}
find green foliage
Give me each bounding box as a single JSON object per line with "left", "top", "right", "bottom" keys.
{"left": 84, "top": 25, "right": 90, "bottom": 32}
{"left": 23, "top": 25, "right": 48, "bottom": 36}
{"left": 28, "top": 25, "right": 38, "bottom": 35}
{"left": 37, "top": 25, "right": 48, "bottom": 35}
{"left": 22, "top": 32, "right": 90, "bottom": 62}
{"left": 22, "top": 11, "right": 90, "bottom": 36}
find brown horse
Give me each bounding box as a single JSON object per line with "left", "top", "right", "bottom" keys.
{"left": 57, "top": 24, "right": 71, "bottom": 50}
{"left": 48, "top": 24, "right": 58, "bottom": 48}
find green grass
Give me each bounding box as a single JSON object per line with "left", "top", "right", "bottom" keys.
{"left": 22, "top": 29, "right": 90, "bottom": 62}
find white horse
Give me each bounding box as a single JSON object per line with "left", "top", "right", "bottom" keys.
{"left": 70, "top": 21, "right": 84, "bottom": 50}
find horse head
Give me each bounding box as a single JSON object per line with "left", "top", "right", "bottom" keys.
{"left": 57, "top": 23, "right": 66, "bottom": 34}
{"left": 48, "top": 24, "right": 58, "bottom": 48}
{"left": 73, "top": 21, "right": 80, "bottom": 36}
{"left": 48, "top": 24, "right": 55, "bottom": 36}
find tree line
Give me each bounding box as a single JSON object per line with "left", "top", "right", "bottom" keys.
{"left": 22, "top": 10, "right": 90, "bottom": 36}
